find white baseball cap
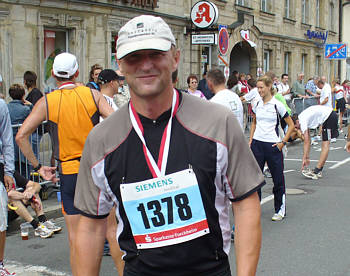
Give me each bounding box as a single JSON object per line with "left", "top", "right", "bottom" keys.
{"left": 53, "top": 53, "right": 79, "bottom": 78}
{"left": 116, "top": 15, "right": 176, "bottom": 60}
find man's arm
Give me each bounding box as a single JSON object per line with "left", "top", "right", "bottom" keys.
{"left": 248, "top": 114, "right": 256, "bottom": 146}
{"left": 232, "top": 192, "right": 261, "bottom": 276}
{"left": 320, "top": 97, "right": 329, "bottom": 105}
{"left": 302, "top": 130, "right": 311, "bottom": 170}
{"left": 74, "top": 216, "right": 107, "bottom": 276}
{"left": 0, "top": 101, "right": 15, "bottom": 189}
{"left": 91, "top": 89, "right": 114, "bottom": 119}
{"left": 16, "top": 97, "right": 58, "bottom": 182}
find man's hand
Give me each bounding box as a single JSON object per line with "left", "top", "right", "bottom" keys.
{"left": 4, "top": 175, "right": 15, "bottom": 191}
{"left": 38, "top": 166, "right": 59, "bottom": 183}
{"left": 301, "top": 155, "right": 310, "bottom": 170}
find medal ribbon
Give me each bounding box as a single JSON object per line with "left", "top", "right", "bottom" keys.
{"left": 129, "top": 90, "right": 179, "bottom": 178}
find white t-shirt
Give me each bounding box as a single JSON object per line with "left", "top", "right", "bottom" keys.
{"left": 243, "top": 87, "right": 261, "bottom": 108}
{"left": 334, "top": 84, "right": 344, "bottom": 100}
{"left": 252, "top": 97, "right": 288, "bottom": 143}
{"left": 210, "top": 89, "right": 244, "bottom": 130}
{"left": 100, "top": 94, "right": 118, "bottom": 122}
{"left": 298, "top": 105, "right": 332, "bottom": 134}
{"left": 320, "top": 83, "right": 332, "bottom": 108}
{"left": 277, "top": 83, "right": 291, "bottom": 101}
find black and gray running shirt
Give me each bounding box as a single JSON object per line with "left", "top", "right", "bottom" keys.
{"left": 75, "top": 92, "right": 264, "bottom": 275}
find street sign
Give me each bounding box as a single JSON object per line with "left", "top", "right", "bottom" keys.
{"left": 218, "top": 26, "right": 229, "bottom": 56}
{"left": 191, "top": 34, "right": 216, "bottom": 45}
{"left": 324, "top": 43, "right": 347, "bottom": 60}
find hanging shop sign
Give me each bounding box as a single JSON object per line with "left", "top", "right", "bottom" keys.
{"left": 191, "top": 1, "right": 219, "bottom": 29}
{"left": 191, "top": 34, "right": 216, "bottom": 45}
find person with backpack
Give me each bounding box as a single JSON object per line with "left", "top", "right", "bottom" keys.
{"left": 86, "top": 64, "right": 103, "bottom": 91}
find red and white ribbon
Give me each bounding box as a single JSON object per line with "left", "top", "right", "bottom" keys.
{"left": 129, "top": 90, "right": 179, "bottom": 178}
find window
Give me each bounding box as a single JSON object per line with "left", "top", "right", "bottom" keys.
{"left": 301, "top": 0, "right": 309, "bottom": 24}
{"left": 111, "top": 33, "right": 118, "bottom": 71}
{"left": 284, "top": 52, "right": 290, "bottom": 75}
{"left": 284, "top": 0, "right": 290, "bottom": 18}
{"left": 43, "top": 29, "right": 68, "bottom": 92}
{"left": 329, "top": 2, "right": 335, "bottom": 31}
{"left": 301, "top": 54, "right": 307, "bottom": 75}
{"left": 236, "top": 0, "right": 245, "bottom": 5}
{"left": 263, "top": 50, "right": 270, "bottom": 73}
{"left": 315, "top": 56, "right": 321, "bottom": 76}
{"left": 261, "top": 0, "right": 272, "bottom": 12}
{"left": 316, "top": 0, "right": 320, "bottom": 27}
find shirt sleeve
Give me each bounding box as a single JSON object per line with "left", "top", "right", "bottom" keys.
{"left": 276, "top": 101, "right": 288, "bottom": 119}
{"left": 74, "top": 133, "right": 114, "bottom": 219}
{"left": 224, "top": 113, "right": 265, "bottom": 201}
{"left": 0, "top": 101, "right": 14, "bottom": 177}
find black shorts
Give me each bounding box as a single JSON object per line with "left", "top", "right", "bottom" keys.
{"left": 13, "top": 171, "right": 29, "bottom": 190}
{"left": 336, "top": 98, "right": 346, "bottom": 113}
{"left": 60, "top": 173, "right": 80, "bottom": 215}
{"left": 322, "top": 111, "right": 339, "bottom": 141}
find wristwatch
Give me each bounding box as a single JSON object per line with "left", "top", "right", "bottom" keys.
{"left": 281, "top": 141, "right": 287, "bottom": 145}
{"left": 33, "top": 163, "right": 42, "bottom": 172}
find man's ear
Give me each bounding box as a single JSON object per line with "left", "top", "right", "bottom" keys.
{"left": 74, "top": 70, "right": 79, "bottom": 79}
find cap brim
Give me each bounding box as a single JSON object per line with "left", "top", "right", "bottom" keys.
{"left": 117, "top": 38, "right": 172, "bottom": 60}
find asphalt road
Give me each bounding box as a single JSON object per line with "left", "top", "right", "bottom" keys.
{"left": 4, "top": 135, "right": 350, "bottom": 276}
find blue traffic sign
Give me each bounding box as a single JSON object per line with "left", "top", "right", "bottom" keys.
{"left": 324, "top": 44, "right": 347, "bottom": 60}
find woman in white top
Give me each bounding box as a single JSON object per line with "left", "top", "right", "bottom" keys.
{"left": 332, "top": 79, "right": 346, "bottom": 132}
{"left": 186, "top": 74, "right": 206, "bottom": 99}
{"left": 249, "top": 75, "right": 294, "bottom": 221}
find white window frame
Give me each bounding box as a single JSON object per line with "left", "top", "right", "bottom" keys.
{"left": 261, "top": 0, "right": 267, "bottom": 12}
{"left": 301, "top": 0, "right": 309, "bottom": 24}
{"left": 236, "top": 0, "right": 245, "bottom": 5}
{"left": 264, "top": 50, "right": 270, "bottom": 73}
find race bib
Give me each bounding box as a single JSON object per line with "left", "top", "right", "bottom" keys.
{"left": 120, "top": 169, "right": 209, "bottom": 249}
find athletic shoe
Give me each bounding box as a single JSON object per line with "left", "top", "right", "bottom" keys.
{"left": 271, "top": 213, "right": 284, "bottom": 221}
{"left": 311, "top": 140, "right": 318, "bottom": 146}
{"left": 0, "top": 266, "right": 16, "bottom": 275}
{"left": 34, "top": 223, "right": 54, "bottom": 238}
{"left": 43, "top": 220, "right": 62, "bottom": 233}
{"left": 339, "top": 129, "right": 343, "bottom": 133}
{"left": 315, "top": 170, "right": 322, "bottom": 178}
{"left": 330, "top": 138, "right": 337, "bottom": 143}
{"left": 302, "top": 168, "right": 318, "bottom": 180}
{"left": 314, "top": 135, "right": 321, "bottom": 141}
{"left": 263, "top": 167, "right": 272, "bottom": 178}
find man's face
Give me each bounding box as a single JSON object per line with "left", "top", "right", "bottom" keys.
{"left": 298, "top": 74, "right": 304, "bottom": 81}
{"left": 118, "top": 49, "right": 179, "bottom": 99}
{"left": 317, "top": 82, "right": 324, "bottom": 89}
{"left": 282, "top": 76, "right": 288, "bottom": 84}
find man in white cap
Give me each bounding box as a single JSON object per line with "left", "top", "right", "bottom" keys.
{"left": 74, "top": 15, "right": 263, "bottom": 276}
{"left": 16, "top": 52, "right": 113, "bottom": 274}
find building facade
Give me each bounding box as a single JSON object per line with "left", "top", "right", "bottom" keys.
{"left": 0, "top": 0, "right": 340, "bottom": 96}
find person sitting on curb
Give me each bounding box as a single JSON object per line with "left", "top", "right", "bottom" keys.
{"left": 7, "top": 171, "right": 62, "bottom": 238}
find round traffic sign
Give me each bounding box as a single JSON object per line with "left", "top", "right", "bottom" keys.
{"left": 218, "top": 28, "right": 229, "bottom": 56}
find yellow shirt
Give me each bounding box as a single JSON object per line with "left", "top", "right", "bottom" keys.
{"left": 46, "top": 86, "right": 99, "bottom": 174}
